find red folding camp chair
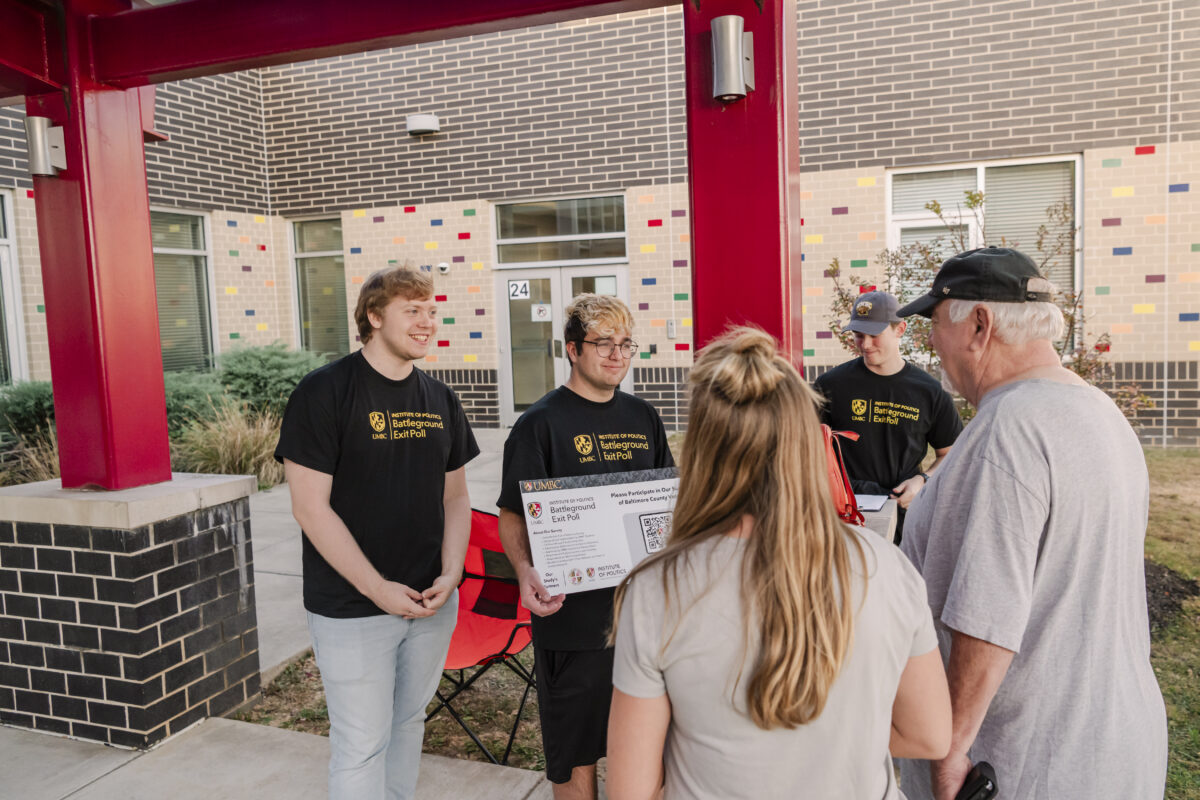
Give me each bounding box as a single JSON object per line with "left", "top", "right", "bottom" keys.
{"left": 424, "top": 509, "right": 535, "bottom": 765}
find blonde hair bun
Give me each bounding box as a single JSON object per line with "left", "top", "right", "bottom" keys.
{"left": 698, "top": 326, "right": 788, "bottom": 405}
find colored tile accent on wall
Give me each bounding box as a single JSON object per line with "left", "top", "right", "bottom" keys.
{"left": 1145, "top": 215, "right": 1166, "bottom": 225}
{"left": 673, "top": 293, "right": 688, "bottom": 301}
{"left": 1193, "top": 244, "right": 1200, "bottom": 252}
{"left": 469, "top": 332, "right": 482, "bottom": 339}
{"left": 1179, "top": 313, "right": 1199, "bottom": 322}
{"left": 265, "top": 280, "right": 275, "bottom": 287}
{"left": 425, "top": 355, "right": 437, "bottom": 362}
{"left": 442, "top": 317, "right": 455, "bottom": 325}
{"left": 642, "top": 278, "right": 657, "bottom": 285}
{"left": 467, "top": 286, "right": 481, "bottom": 293}
{"left": 824, "top": 269, "right": 834, "bottom": 278}
{"left": 804, "top": 286, "right": 823, "bottom": 297}
{"left": 1169, "top": 184, "right": 1190, "bottom": 193}
{"left": 350, "top": 247, "right": 362, "bottom": 254}
{"left": 640, "top": 244, "right": 657, "bottom": 253}
{"left": 832, "top": 207, "right": 848, "bottom": 215}
{"left": 1135, "top": 145, "right": 1155, "bottom": 155}
{"left": 353, "top": 209, "right": 366, "bottom": 217}
{"left": 229, "top": 332, "right": 239, "bottom": 339}
{"left": 859, "top": 232, "right": 877, "bottom": 241}
{"left": 463, "top": 355, "right": 478, "bottom": 363}
{"left": 675, "top": 343, "right": 690, "bottom": 351}
{"left": 225, "top": 287, "right": 238, "bottom": 295}
{"left": 226, "top": 220, "right": 237, "bottom": 227}
{"left": 1101, "top": 158, "right": 1122, "bottom": 168}
{"left": 856, "top": 177, "right": 876, "bottom": 187}
{"left": 393, "top": 236, "right": 406, "bottom": 244}
{"left": 244, "top": 309, "right": 255, "bottom": 316}
{"left": 26, "top": 190, "right": 33, "bottom": 198}
{"left": 404, "top": 206, "right": 416, "bottom": 213}
{"left": 1133, "top": 304, "right": 1156, "bottom": 314}
{"left": 431, "top": 219, "right": 443, "bottom": 226}
{"left": 256, "top": 323, "right": 268, "bottom": 331}
{"left": 1112, "top": 323, "right": 1133, "bottom": 334}
{"left": 1113, "top": 247, "right": 1132, "bottom": 256}
{"left": 1094, "top": 286, "right": 1110, "bottom": 295}
{"left": 640, "top": 352, "right": 651, "bottom": 359}
{"left": 463, "top": 209, "right": 475, "bottom": 216}
{"left": 673, "top": 259, "right": 688, "bottom": 268}
{"left": 650, "top": 319, "right": 665, "bottom": 327}
{"left": 1181, "top": 273, "right": 1200, "bottom": 283}
{"left": 1101, "top": 218, "right": 1121, "bottom": 227}
{"left": 1146, "top": 275, "right": 1165, "bottom": 283}
{"left": 648, "top": 219, "right": 662, "bottom": 227}
{"left": 859, "top": 285, "right": 877, "bottom": 293}
{"left": 435, "top": 295, "right": 447, "bottom": 302}
{"left": 437, "top": 340, "right": 449, "bottom": 347}
{"left": 452, "top": 256, "right": 465, "bottom": 263}
{"left": 472, "top": 262, "right": 484, "bottom": 270}
{"left": 425, "top": 242, "right": 438, "bottom": 249}
{"left": 805, "top": 234, "right": 823, "bottom": 244}
{"left": 229, "top": 250, "right": 238, "bottom": 256}
{"left": 36, "top": 304, "right": 44, "bottom": 313}
{"left": 815, "top": 331, "right": 833, "bottom": 339}
{"left": 671, "top": 210, "right": 686, "bottom": 217}
{"left": 1112, "top": 186, "right": 1134, "bottom": 197}
{"left": 682, "top": 318, "right": 692, "bottom": 327}
{"left": 637, "top": 195, "right": 654, "bottom": 204}
{"left": 803, "top": 348, "right": 815, "bottom": 357}
{"left": 351, "top": 276, "right": 364, "bottom": 284}
{"left": 679, "top": 234, "right": 689, "bottom": 243}
{"left": 241, "top": 265, "right": 252, "bottom": 272}
{"left": 850, "top": 259, "right": 868, "bottom": 268}
{"left": 257, "top": 244, "right": 266, "bottom": 251}
{"left": 373, "top": 216, "right": 384, "bottom": 223}
{"left": 458, "top": 232, "right": 470, "bottom": 240}
{"left": 638, "top": 302, "right": 650, "bottom": 310}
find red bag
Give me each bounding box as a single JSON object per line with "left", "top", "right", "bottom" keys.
{"left": 822, "top": 424, "right": 864, "bottom": 526}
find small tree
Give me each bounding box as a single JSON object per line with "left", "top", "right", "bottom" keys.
{"left": 826, "top": 192, "right": 1152, "bottom": 424}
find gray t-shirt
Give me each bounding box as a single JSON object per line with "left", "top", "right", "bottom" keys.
{"left": 614, "top": 529, "right": 937, "bottom": 800}
{"left": 899, "top": 379, "right": 1167, "bottom": 800}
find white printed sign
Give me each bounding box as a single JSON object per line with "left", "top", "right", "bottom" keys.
{"left": 519, "top": 468, "right": 678, "bottom": 594}
{"left": 530, "top": 303, "right": 552, "bottom": 322}
{"left": 508, "top": 280, "right": 530, "bottom": 301}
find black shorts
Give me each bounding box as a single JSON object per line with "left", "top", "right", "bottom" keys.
{"left": 533, "top": 645, "right": 615, "bottom": 784}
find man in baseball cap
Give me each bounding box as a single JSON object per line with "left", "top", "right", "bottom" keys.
{"left": 813, "top": 290, "right": 962, "bottom": 542}
{"left": 893, "top": 247, "right": 1167, "bottom": 800}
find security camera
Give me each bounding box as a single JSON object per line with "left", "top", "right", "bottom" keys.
{"left": 437, "top": 262, "right": 450, "bottom": 274}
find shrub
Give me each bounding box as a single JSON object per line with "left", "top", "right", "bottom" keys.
{"left": 164, "top": 371, "right": 228, "bottom": 438}
{"left": 0, "top": 428, "right": 60, "bottom": 486}
{"left": 219, "top": 343, "right": 324, "bottom": 417}
{"left": 0, "top": 381, "right": 55, "bottom": 439}
{"left": 172, "top": 403, "right": 285, "bottom": 489}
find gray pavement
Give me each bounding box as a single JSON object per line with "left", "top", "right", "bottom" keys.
{"left": 0, "top": 427, "right": 566, "bottom": 800}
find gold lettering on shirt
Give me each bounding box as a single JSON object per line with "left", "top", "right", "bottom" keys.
{"left": 364, "top": 411, "right": 445, "bottom": 441}
{"left": 869, "top": 401, "right": 921, "bottom": 426}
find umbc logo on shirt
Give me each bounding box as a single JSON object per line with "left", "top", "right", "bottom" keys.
{"left": 574, "top": 434, "right": 594, "bottom": 456}
{"left": 851, "top": 399, "right": 868, "bottom": 416}
{"left": 527, "top": 502, "right": 542, "bottom": 519}
{"left": 368, "top": 412, "right": 386, "bottom": 433}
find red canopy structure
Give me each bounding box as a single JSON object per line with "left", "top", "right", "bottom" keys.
{"left": 0, "top": 0, "right": 804, "bottom": 489}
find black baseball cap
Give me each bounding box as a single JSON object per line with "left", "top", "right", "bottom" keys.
{"left": 845, "top": 291, "right": 902, "bottom": 335}
{"left": 897, "top": 247, "right": 1053, "bottom": 318}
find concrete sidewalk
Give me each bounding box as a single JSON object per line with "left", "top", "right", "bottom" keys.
{"left": 1, "top": 427, "right": 566, "bottom": 800}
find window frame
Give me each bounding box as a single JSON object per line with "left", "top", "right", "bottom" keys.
{"left": 885, "top": 154, "right": 1084, "bottom": 293}
{"left": 0, "top": 190, "right": 29, "bottom": 382}
{"left": 289, "top": 214, "right": 350, "bottom": 357}
{"left": 149, "top": 206, "right": 218, "bottom": 372}
{"left": 491, "top": 192, "right": 630, "bottom": 271}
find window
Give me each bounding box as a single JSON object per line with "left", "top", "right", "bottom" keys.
{"left": 293, "top": 218, "right": 349, "bottom": 359}
{"left": 888, "top": 158, "right": 1079, "bottom": 292}
{"left": 151, "top": 210, "right": 214, "bottom": 372}
{"left": 0, "top": 192, "right": 23, "bottom": 383}
{"left": 495, "top": 195, "right": 627, "bottom": 268}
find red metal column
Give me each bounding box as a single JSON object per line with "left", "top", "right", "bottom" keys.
{"left": 683, "top": 0, "right": 804, "bottom": 363}
{"left": 24, "top": 2, "right": 170, "bottom": 489}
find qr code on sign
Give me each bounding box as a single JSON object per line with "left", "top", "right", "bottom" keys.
{"left": 639, "top": 512, "right": 672, "bottom": 554}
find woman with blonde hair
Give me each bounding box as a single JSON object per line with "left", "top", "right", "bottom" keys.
{"left": 607, "top": 327, "right": 951, "bottom": 799}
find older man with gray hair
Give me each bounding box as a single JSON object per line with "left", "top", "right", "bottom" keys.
{"left": 894, "top": 247, "right": 1167, "bottom": 800}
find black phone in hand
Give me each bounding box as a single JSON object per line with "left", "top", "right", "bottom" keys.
{"left": 954, "top": 761, "right": 997, "bottom": 800}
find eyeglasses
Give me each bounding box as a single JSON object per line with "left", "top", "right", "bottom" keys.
{"left": 581, "top": 339, "right": 639, "bottom": 358}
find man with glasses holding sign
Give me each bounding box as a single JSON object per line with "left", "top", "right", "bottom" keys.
{"left": 498, "top": 294, "right": 674, "bottom": 800}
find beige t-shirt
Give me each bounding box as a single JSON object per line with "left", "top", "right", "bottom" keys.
{"left": 613, "top": 528, "right": 936, "bottom": 800}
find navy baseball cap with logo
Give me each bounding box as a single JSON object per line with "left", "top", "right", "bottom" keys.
{"left": 845, "top": 291, "right": 902, "bottom": 336}
{"left": 897, "top": 247, "right": 1053, "bottom": 318}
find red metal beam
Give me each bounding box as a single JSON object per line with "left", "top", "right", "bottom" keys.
{"left": 0, "top": 0, "right": 66, "bottom": 100}
{"left": 91, "top": 0, "right": 674, "bottom": 87}
{"left": 684, "top": 0, "right": 803, "bottom": 362}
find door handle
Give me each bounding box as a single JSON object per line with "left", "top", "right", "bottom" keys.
{"left": 546, "top": 339, "right": 554, "bottom": 358}
{"left": 554, "top": 340, "right": 563, "bottom": 358}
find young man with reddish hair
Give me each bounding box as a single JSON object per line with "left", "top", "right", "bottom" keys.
{"left": 497, "top": 293, "right": 673, "bottom": 800}
{"left": 275, "top": 266, "right": 478, "bottom": 800}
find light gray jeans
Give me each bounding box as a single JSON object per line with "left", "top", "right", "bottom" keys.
{"left": 307, "top": 591, "right": 458, "bottom": 800}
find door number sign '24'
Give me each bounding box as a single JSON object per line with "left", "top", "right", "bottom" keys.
{"left": 508, "top": 280, "right": 530, "bottom": 300}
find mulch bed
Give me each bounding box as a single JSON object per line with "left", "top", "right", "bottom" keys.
{"left": 1146, "top": 558, "right": 1200, "bottom": 634}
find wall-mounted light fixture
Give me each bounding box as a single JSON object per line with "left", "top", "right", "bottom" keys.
{"left": 24, "top": 116, "right": 66, "bottom": 176}
{"left": 406, "top": 113, "right": 441, "bottom": 135}
{"left": 711, "top": 15, "right": 754, "bottom": 103}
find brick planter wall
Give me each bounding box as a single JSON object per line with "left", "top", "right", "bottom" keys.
{"left": 634, "top": 366, "right": 689, "bottom": 431}
{"left": 0, "top": 478, "right": 258, "bottom": 748}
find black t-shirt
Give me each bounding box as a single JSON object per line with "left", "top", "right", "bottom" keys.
{"left": 274, "top": 352, "right": 479, "bottom": 618}
{"left": 814, "top": 358, "right": 961, "bottom": 495}
{"left": 497, "top": 386, "right": 674, "bottom": 651}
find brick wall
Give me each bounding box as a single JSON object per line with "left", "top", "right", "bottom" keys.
{"left": 1109, "top": 360, "right": 1200, "bottom": 446}
{"left": 633, "top": 366, "right": 688, "bottom": 431}
{"left": 260, "top": 9, "right": 686, "bottom": 215}
{"left": 0, "top": 108, "right": 29, "bottom": 191}
{"left": 0, "top": 498, "right": 260, "bottom": 748}
{"left": 796, "top": 0, "right": 1200, "bottom": 171}
{"left": 425, "top": 368, "right": 500, "bottom": 427}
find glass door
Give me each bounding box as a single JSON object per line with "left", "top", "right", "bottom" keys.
{"left": 497, "top": 266, "right": 630, "bottom": 426}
